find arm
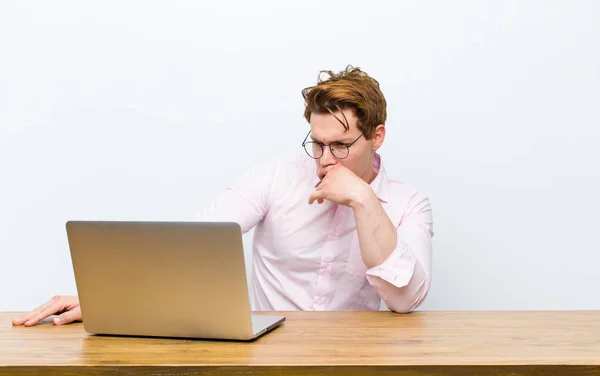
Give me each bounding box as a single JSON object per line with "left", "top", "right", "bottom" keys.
{"left": 361, "top": 192, "right": 433, "bottom": 313}
{"left": 308, "top": 165, "right": 433, "bottom": 313}
{"left": 195, "top": 159, "right": 277, "bottom": 233}
{"left": 350, "top": 184, "right": 398, "bottom": 269}
{"left": 14, "top": 160, "right": 277, "bottom": 326}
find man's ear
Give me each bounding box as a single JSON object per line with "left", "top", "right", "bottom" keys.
{"left": 372, "top": 124, "right": 386, "bottom": 151}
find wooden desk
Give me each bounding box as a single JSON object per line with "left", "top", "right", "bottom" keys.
{"left": 1, "top": 311, "right": 599, "bottom": 375}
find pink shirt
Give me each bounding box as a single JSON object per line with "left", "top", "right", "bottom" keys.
{"left": 195, "top": 153, "right": 433, "bottom": 313}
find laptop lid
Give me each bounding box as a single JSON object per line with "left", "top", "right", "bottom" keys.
{"left": 66, "top": 221, "right": 259, "bottom": 340}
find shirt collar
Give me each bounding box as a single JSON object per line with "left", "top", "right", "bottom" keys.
{"left": 312, "top": 153, "right": 390, "bottom": 203}
{"left": 369, "top": 153, "right": 390, "bottom": 203}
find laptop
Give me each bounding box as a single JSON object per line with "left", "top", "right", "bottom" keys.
{"left": 65, "top": 220, "right": 285, "bottom": 341}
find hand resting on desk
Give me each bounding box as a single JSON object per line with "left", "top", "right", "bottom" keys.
{"left": 12, "top": 295, "right": 81, "bottom": 327}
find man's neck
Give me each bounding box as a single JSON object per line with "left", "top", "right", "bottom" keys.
{"left": 363, "top": 154, "right": 379, "bottom": 184}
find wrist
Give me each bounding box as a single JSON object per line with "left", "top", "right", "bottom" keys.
{"left": 350, "top": 182, "right": 375, "bottom": 209}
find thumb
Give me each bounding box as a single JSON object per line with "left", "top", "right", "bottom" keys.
{"left": 53, "top": 306, "right": 82, "bottom": 325}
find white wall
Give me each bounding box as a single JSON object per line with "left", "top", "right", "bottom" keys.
{"left": 1, "top": 0, "right": 599, "bottom": 312}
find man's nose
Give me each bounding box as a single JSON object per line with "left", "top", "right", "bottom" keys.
{"left": 319, "top": 145, "right": 337, "bottom": 166}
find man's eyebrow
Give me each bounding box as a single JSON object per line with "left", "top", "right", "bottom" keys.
{"left": 310, "top": 136, "right": 352, "bottom": 143}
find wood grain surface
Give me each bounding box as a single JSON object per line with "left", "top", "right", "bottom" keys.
{"left": 2, "top": 310, "right": 599, "bottom": 375}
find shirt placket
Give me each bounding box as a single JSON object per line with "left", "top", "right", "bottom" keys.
{"left": 312, "top": 205, "right": 347, "bottom": 310}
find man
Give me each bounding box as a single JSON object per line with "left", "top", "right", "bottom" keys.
{"left": 13, "top": 65, "right": 433, "bottom": 327}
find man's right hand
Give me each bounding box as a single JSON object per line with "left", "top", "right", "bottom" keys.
{"left": 12, "top": 295, "right": 82, "bottom": 327}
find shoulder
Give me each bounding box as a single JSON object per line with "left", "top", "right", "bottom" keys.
{"left": 234, "top": 155, "right": 316, "bottom": 196}
{"left": 377, "top": 155, "right": 431, "bottom": 217}
{"left": 251, "top": 154, "right": 316, "bottom": 181}
{"left": 387, "top": 179, "right": 430, "bottom": 203}
{"left": 386, "top": 181, "right": 432, "bottom": 228}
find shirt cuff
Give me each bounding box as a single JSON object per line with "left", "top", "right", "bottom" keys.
{"left": 365, "top": 237, "right": 417, "bottom": 289}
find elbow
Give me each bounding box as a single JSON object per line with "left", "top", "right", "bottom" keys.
{"left": 385, "top": 279, "right": 430, "bottom": 314}
{"left": 388, "top": 303, "right": 417, "bottom": 314}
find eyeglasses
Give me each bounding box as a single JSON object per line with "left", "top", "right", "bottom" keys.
{"left": 301, "top": 131, "right": 364, "bottom": 160}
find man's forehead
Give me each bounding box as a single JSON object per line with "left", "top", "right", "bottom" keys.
{"left": 310, "top": 113, "right": 358, "bottom": 139}
{"left": 310, "top": 126, "right": 352, "bottom": 141}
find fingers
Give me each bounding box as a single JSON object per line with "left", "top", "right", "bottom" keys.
{"left": 53, "top": 306, "right": 82, "bottom": 326}
{"left": 310, "top": 176, "right": 330, "bottom": 204}
{"left": 321, "top": 165, "right": 337, "bottom": 176}
{"left": 25, "top": 303, "right": 65, "bottom": 327}
{"left": 12, "top": 296, "right": 66, "bottom": 327}
{"left": 308, "top": 190, "right": 325, "bottom": 205}
{"left": 12, "top": 300, "right": 52, "bottom": 326}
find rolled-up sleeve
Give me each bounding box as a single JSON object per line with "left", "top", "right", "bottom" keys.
{"left": 365, "top": 193, "right": 433, "bottom": 313}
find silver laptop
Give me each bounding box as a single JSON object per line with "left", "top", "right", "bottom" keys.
{"left": 66, "top": 221, "right": 285, "bottom": 341}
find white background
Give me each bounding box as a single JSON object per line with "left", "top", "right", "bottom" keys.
{"left": 1, "top": 0, "right": 599, "bottom": 312}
